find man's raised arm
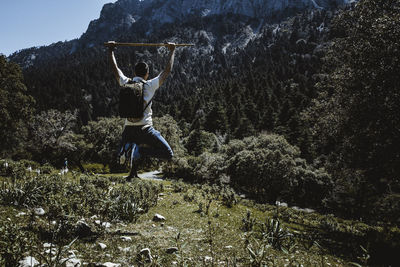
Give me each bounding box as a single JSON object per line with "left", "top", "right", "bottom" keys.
{"left": 107, "top": 41, "right": 127, "bottom": 85}
{"left": 159, "top": 43, "right": 176, "bottom": 87}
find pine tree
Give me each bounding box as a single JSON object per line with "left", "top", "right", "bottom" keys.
{"left": 204, "top": 103, "right": 228, "bottom": 133}
{"left": 0, "top": 56, "right": 35, "bottom": 157}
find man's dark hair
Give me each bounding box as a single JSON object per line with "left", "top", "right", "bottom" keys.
{"left": 134, "top": 62, "right": 149, "bottom": 77}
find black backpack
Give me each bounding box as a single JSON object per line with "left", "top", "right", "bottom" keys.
{"left": 119, "top": 79, "right": 152, "bottom": 120}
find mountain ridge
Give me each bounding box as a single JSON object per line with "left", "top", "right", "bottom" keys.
{"left": 9, "top": 0, "right": 349, "bottom": 67}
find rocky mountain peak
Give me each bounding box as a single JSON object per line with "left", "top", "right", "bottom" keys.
{"left": 83, "top": 0, "right": 349, "bottom": 40}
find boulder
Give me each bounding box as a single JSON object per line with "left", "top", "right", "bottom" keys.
{"left": 153, "top": 213, "right": 166, "bottom": 222}
{"left": 34, "top": 207, "right": 45, "bottom": 216}
{"left": 98, "top": 242, "right": 107, "bottom": 249}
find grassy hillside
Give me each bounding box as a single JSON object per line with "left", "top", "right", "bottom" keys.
{"left": 1, "top": 162, "right": 398, "bottom": 266}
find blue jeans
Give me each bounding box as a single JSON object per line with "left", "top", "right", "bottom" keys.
{"left": 121, "top": 125, "right": 173, "bottom": 160}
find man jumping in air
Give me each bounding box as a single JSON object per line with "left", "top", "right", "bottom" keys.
{"left": 107, "top": 41, "right": 176, "bottom": 180}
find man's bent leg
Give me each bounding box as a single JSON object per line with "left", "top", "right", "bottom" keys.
{"left": 139, "top": 126, "right": 174, "bottom": 160}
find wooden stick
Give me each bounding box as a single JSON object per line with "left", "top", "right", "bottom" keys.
{"left": 104, "top": 42, "right": 194, "bottom": 47}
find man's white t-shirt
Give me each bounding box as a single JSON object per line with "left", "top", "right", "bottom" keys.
{"left": 119, "top": 74, "right": 160, "bottom": 127}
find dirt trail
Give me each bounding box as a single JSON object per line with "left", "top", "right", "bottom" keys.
{"left": 138, "top": 170, "right": 163, "bottom": 180}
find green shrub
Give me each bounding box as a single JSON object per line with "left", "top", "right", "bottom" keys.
{"left": 0, "top": 172, "right": 160, "bottom": 224}
{"left": 18, "top": 159, "right": 40, "bottom": 170}
{"left": 154, "top": 115, "right": 186, "bottom": 157}
{"left": 220, "top": 185, "right": 239, "bottom": 208}
{"left": 167, "top": 133, "right": 332, "bottom": 209}
{"left": 226, "top": 134, "right": 331, "bottom": 206}
{"left": 184, "top": 129, "right": 218, "bottom": 156}
{"left": 371, "top": 193, "right": 400, "bottom": 224}
{"left": 172, "top": 180, "right": 190, "bottom": 193}
{"left": 0, "top": 221, "right": 35, "bottom": 266}
{"left": 83, "top": 163, "right": 110, "bottom": 174}
{"left": 108, "top": 181, "right": 161, "bottom": 222}
{"left": 183, "top": 189, "right": 196, "bottom": 202}
{"left": 41, "top": 162, "right": 55, "bottom": 174}
{"left": 193, "top": 152, "right": 225, "bottom": 181}
{"left": 163, "top": 157, "right": 193, "bottom": 179}
{"left": 0, "top": 159, "right": 28, "bottom": 179}
{"left": 164, "top": 152, "right": 226, "bottom": 183}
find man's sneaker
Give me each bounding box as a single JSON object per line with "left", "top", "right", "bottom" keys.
{"left": 119, "top": 153, "right": 126, "bottom": 165}
{"left": 118, "top": 143, "right": 133, "bottom": 165}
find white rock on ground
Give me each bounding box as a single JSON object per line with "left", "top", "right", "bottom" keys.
{"left": 64, "top": 257, "right": 81, "bottom": 267}
{"left": 34, "top": 207, "right": 45, "bottom": 216}
{"left": 98, "top": 242, "right": 107, "bottom": 249}
{"left": 138, "top": 248, "right": 153, "bottom": 262}
{"left": 304, "top": 208, "right": 315, "bottom": 213}
{"left": 19, "top": 256, "right": 39, "bottom": 267}
{"left": 204, "top": 256, "right": 213, "bottom": 262}
{"left": 45, "top": 248, "right": 57, "bottom": 255}
{"left": 118, "top": 246, "right": 131, "bottom": 252}
{"left": 120, "top": 236, "right": 132, "bottom": 242}
{"left": 153, "top": 213, "right": 166, "bottom": 222}
{"left": 43, "top": 243, "right": 56, "bottom": 248}
{"left": 275, "top": 201, "right": 288, "bottom": 207}
{"left": 279, "top": 202, "right": 288, "bottom": 207}
{"left": 102, "top": 263, "right": 121, "bottom": 267}
{"left": 102, "top": 222, "right": 112, "bottom": 228}
{"left": 95, "top": 220, "right": 112, "bottom": 228}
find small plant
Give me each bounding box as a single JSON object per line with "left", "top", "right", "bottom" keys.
{"left": 172, "top": 180, "right": 189, "bottom": 193}
{"left": 206, "top": 219, "right": 216, "bottom": 266}
{"left": 245, "top": 236, "right": 270, "bottom": 267}
{"left": 299, "top": 230, "right": 321, "bottom": 252}
{"left": 0, "top": 177, "right": 43, "bottom": 207}
{"left": 242, "top": 210, "right": 256, "bottom": 232}
{"left": 108, "top": 181, "right": 161, "bottom": 222}
{"left": 220, "top": 185, "right": 239, "bottom": 208}
{"left": 174, "top": 232, "right": 188, "bottom": 267}
{"left": 183, "top": 189, "right": 196, "bottom": 202}
{"left": 349, "top": 245, "right": 370, "bottom": 267}
{"left": 261, "top": 218, "right": 290, "bottom": 251}
{"left": 34, "top": 238, "right": 78, "bottom": 267}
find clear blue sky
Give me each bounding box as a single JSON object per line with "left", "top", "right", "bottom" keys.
{"left": 0, "top": 0, "right": 116, "bottom": 56}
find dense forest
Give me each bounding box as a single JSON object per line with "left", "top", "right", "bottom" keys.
{"left": 1, "top": 0, "right": 399, "bottom": 229}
